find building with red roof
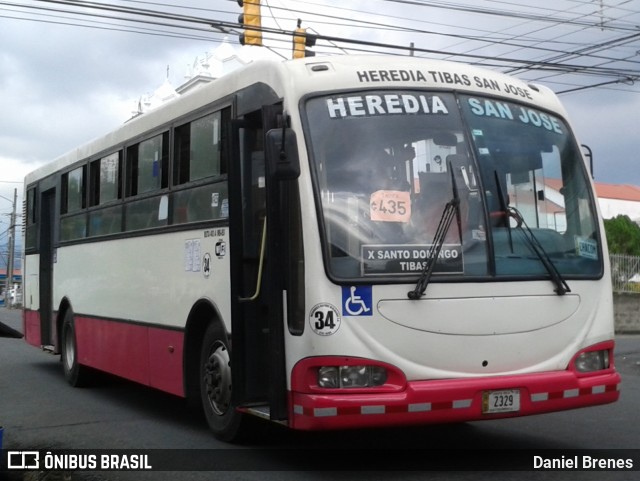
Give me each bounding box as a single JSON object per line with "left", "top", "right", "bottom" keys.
{"left": 545, "top": 178, "right": 640, "bottom": 223}
{"left": 593, "top": 182, "right": 640, "bottom": 222}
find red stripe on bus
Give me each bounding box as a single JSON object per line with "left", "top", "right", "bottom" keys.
{"left": 74, "top": 316, "right": 185, "bottom": 397}
{"left": 23, "top": 309, "right": 41, "bottom": 347}
{"left": 22, "top": 310, "right": 185, "bottom": 397}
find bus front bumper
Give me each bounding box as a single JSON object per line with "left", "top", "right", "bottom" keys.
{"left": 289, "top": 369, "right": 621, "bottom": 431}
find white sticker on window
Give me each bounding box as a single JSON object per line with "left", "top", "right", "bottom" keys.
{"left": 575, "top": 236, "right": 598, "bottom": 260}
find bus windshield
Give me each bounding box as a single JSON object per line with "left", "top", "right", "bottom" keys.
{"left": 305, "top": 90, "right": 601, "bottom": 282}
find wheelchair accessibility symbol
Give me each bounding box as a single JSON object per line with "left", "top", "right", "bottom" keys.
{"left": 342, "top": 286, "right": 373, "bottom": 316}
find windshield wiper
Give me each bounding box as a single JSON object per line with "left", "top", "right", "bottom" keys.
{"left": 507, "top": 206, "right": 571, "bottom": 296}
{"left": 408, "top": 165, "right": 461, "bottom": 300}
{"left": 493, "top": 171, "right": 569, "bottom": 296}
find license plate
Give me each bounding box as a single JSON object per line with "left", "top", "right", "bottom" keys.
{"left": 482, "top": 389, "right": 520, "bottom": 414}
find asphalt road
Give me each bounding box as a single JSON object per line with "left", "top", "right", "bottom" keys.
{"left": 1, "top": 307, "right": 639, "bottom": 481}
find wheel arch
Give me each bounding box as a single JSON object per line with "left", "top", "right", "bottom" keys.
{"left": 56, "top": 297, "right": 74, "bottom": 352}
{"left": 183, "top": 299, "right": 229, "bottom": 406}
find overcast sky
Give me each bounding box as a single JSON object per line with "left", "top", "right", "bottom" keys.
{"left": 2, "top": 0, "right": 640, "bottom": 237}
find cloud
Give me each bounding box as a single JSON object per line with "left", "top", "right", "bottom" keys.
{"left": 562, "top": 89, "right": 640, "bottom": 183}
{"left": 0, "top": 0, "right": 637, "bottom": 191}
{"left": 0, "top": 10, "right": 211, "bottom": 165}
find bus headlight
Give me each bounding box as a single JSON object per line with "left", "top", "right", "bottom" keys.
{"left": 293, "top": 357, "right": 405, "bottom": 393}
{"left": 574, "top": 350, "right": 610, "bottom": 373}
{"left": 318, "top": 365, "right": 388, "bottom": 388}
{"left": 318, "top": 366, "right": 339, "bottom": 388}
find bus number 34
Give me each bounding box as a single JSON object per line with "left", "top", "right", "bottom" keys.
{"left": 315, "top": 310, "right": 337, "bottom": 331}
{"left": 309, "top": 303, "right": 342, "bottom": 336}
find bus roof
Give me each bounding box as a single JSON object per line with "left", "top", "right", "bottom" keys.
{"left": 26, "top": 54, "right": 565, "bottom": 185}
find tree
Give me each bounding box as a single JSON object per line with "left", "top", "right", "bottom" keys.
{"left": 603, "top": 215, "right": 640, "bottom": 255}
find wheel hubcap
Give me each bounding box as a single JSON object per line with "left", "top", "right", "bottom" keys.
{"left": 203, "top": 341, "right": 231, "bottom": 415}
{"left": 63, "top": 328, "right": 75, "bottom": 371}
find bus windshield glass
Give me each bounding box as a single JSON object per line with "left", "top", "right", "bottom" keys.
{"left": 305, "top": 90, "right": 601, "bottom": 281}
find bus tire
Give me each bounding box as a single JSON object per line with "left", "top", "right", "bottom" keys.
{"left": 61, "top": 309, "right": 90, "bottom": 387}
{"left": 199, "top": 322, "right": 246, "bottom": 442}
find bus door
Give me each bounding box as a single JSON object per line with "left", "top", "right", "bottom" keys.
{"left": 39, "top": 187, "right": 56, "bottom": 349}
{"left": 229, "top": 103, "right": 304, "bottom": 423}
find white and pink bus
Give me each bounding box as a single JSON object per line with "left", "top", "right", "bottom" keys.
{"left": 23, "top": 55, "right": 620, "bottom": 441}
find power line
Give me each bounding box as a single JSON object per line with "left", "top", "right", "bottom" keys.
{"left": 556, "top": 77, "right": 636, "bottom": 94}
{"left": 380, "top": 0, "right": 640, "bottom": 32}
{"left": 17, "top": 1, "right": 640, "bottom": 76}
{"left": 1, "top": 0, "right": 638, "bottom": 93}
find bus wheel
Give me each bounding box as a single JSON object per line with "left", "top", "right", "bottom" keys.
{"left": 61, "top": 310, "right": 90, "bottom": 387}
{"left": 200, "top": 323, "right": 245, "bottom": 442}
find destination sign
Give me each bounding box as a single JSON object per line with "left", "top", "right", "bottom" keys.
{"left": 356, "top": 68, "right": 534, "bottom": 100}
{"left": 326, "top": 93, "right": 449, "bottom": 119}
{"left": 361, "top": 244, "right": 464, "bottom": 276}
{"left": 466, "top": 98, "right": 564, "bottom": 134}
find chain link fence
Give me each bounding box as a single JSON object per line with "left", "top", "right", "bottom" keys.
{"left": 610, "top": 254, "right": 640, "bottom": 294}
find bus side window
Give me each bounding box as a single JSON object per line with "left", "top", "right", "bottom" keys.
{"left": 172, "top": 108, "right": 230, "bottom": 225}
{"left": 126, "top": 133, "right": 169, "bottom": 198}
{"left": 172, "top": 183, "right": 229, "bottom": 223}
{"left": 25, "top": 187, "right": 37, "bottom": 250}
{"left": 123, "top": 133, "right": 169, "bottom": 232}
{"left": 88, "top": 152, "right": 123, "bottom": 237}
{"left": 174, "top": 111, "right": 223, "bottom": 184}
{"left": 60, "top": 166, "right": 87, "bottom": 241}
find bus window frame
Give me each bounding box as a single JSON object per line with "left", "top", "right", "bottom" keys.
{"left": 86, "top": 151, "right": 124, "bottom": 238}
{"left": 125, "top": 131, "right": 170, "bottom": 199}
{"left": 50, "top": 102, "right": 235, "bottom": 245}
{"left": 25, "top": 186, "right": 38, "bottom": 251}
{"left": 89, "top": 151, "right": 123, "bottom": 208}
{"left": 301, "top": 88, "right": 604, "bottom": 285}
{"left": 60, "top": 165, "right": 88, "bottom": 242}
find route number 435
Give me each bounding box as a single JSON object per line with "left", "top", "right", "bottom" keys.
{"left": 370, "top": 190, "right": 411, "bottom": 223}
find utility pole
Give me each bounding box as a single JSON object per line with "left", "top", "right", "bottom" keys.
{"left": 4, "top": 188, "right": 17, "bottom": 308}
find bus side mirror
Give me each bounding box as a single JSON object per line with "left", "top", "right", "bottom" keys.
{"left": 266, "top": 128, "right": 301, "bottom": 180}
